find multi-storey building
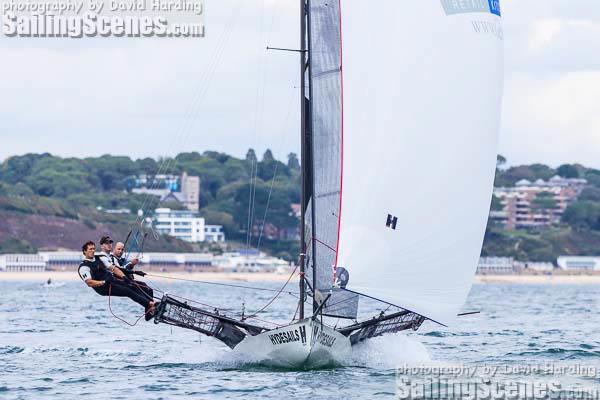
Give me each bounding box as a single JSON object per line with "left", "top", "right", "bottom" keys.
{"left": 205, "top": 225, "right": 226, "bottom": 242}
{"left": 477, "top": 257, "right": 515, "bottom": 274}
{"left": 132, "top": 172, "right": 200, "bottom": 212}
{"left": 180, "top": 172, "right": 200, "bottom": 212}
{"left": 490, "top": 176, "right": 587, "bottom": 229}
{"left": 153, "top": 208, "right": 224, "bottom": 243}
{"left": 0, "top": 254, "right": 46, "bottom": 272}
{"left": 557, "top": 256, "right": 600, "bottom": 271}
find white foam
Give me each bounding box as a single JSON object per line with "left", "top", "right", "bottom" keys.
{"left": 345, "top": 333, "right": 431, "bottom": 369}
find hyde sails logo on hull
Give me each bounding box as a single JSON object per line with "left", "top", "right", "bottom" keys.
{"left": 268, "top": 326, "right": 307, "bottom": 346}
{"left": 440, "top": 0, "right": 501, "bottom": 16}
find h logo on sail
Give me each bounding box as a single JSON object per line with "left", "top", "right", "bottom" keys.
{"left": 386, "top": 214, "right": 398, "bottom": 230}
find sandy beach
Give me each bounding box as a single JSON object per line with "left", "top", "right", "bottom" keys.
{"left": 0, "top": 271, "right": 299, "bottom": 283}
{"left": 474, "top": 274, "right": 600, "bottom": 284}
{"left": 3, "top": 271, "right": 600, "bottom": 284}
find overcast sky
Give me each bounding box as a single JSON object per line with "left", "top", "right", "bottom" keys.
{"left": 1, "top": 0, "right": 599, "bottom": 168}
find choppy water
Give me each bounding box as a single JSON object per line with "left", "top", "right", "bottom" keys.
{"left": 1, "top": 279, "right": 599, "bottom": 399}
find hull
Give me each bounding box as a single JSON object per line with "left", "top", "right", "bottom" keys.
{"left": 234, "top": 318, "right": 350, "bottom": 368}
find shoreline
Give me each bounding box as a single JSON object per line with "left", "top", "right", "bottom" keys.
{"left": 474, "top": 274, "right": 600, "bottom": 284}
{"left": 0, "top": 271, "right": 298, "bottom": 283}
{"left": 2, "top": 271, "right": 600, "bottom": 284}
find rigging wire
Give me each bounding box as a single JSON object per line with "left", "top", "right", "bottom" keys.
{"left": 245, "top": 158, "right": 257, "bottom": 249}
{"left": 255, "top": 84, "right": 297, "bottom": 252}
{"left": 143, "top": 272, "right": 299, "bottom": 295}
{"left": 255, "top": 161, "right": 278, "bottom": 251}
{"left": 142, "top": 275, "right": 291, "bottom": 328}
{"left": 130, "top": 0, "right": 246, "bottom": 234}
{"left": 246, "top": 0, "right": 272, "bottom": 250}
{"left": 244, "top": 264, "right": 299, "bottom": 319}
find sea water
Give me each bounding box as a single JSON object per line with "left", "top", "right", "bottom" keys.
{"left": 1, "top": 280, "right": 599, "bottom": 399}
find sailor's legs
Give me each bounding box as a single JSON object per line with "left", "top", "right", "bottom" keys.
{"left": 96, "top": 281, "right": 153, "bottom": 308}
{"left": 125, "top": 278, "right": 154, "bottom": 299}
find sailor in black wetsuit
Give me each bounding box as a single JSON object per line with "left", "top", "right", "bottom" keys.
{"left": 77, "top": 240, "right": 157, "bottom": 319}
{"left": 110, "top": 241, "right": 153, "bottom": 300}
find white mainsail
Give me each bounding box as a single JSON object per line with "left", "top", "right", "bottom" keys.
{"left": 336, "top": 1, "right": 504, "bottom": 326}
{"left": 306, "top": 1, "right": 504, "bottom": 326}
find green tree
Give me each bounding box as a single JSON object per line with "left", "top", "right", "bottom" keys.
{"left": 557, "top": 164, "right": 580, "bottom": 178}
{"left": 584, "top": 169, "right": 600, "bottom": 188}
{"left": 496, "top": 154, "right": 506, "bottom": 168}
{"left": 490, "top": 194, "right": 504, "bottom": 211}
{"left": 531, "top": 191, "right": 558, "bottom": 214}
{"left": 494, "top": 165, "right": 536, "bottom": 187}
{"left": 135, "top": 157, "right": 159, "bottom": 175}
{"left": 563, "top": 201, "right": 600, "bottom": 231}
{"left": 246, "top": 148, "right": 257, "bottom": 164}
{"left": 0, "top": 153, "right": 51, "bottom": 184}
{"left": 528, "top": 164, "right": 556, "bottom": 181}
{"left": 287, "top": 153, "right": 300, "bottom": 170}
{"left": 579, "top": 187, "right": 600, "bottom": 202}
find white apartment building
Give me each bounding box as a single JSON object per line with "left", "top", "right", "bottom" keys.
{"left": 557, "top": 256, "right": 600, "bottom": 271}
{"left": 39, "top": 251, "right": 82, "bottom": 271}
{"left": 154, "top": 208, "right": 206, "bottom": 242}
{"left": 215, "top": 250, "right": 289, "bottom": 273}
{"left": 477, "top": 257, "right": 515, "bottom": 274}
{"left": 0, "top": 254, "right": 46, "bottom": 272}
{"left": 523, "top": 262, "right": 555, "bottom": 272}
{"left": 205, "top": 225, "right": 225, "bottom": 242}
{"left": 153, "top": 208, "right": 225, "bottom": 243}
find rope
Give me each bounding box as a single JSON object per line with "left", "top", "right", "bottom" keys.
{"left": 143, "top": 273, "right": 299, "bottom": 295}
{"left": 107, "top": 283, "right": 154, "bottom": 327}
{"left": 245, "top": 264, "right": 299, "bottom": 319}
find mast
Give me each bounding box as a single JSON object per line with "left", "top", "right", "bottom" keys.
{"left": 306, "top": 0, "right": 318, "bottom": 314}
{"left": 298, "top": 0, "right": 308, "bottom": 320}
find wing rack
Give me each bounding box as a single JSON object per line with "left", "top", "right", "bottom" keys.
{"left": 154, "top": 295, "right": 268, "bottom": 349}
{"left": 336, "top": 310, "right": 426, "bottom": 345}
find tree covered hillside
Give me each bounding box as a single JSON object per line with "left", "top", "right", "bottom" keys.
{"left": 0, "top": 151, "right": 300, "bottom": 259}
{"left": 1, "top": 151, "right": 600, "bottom": 262}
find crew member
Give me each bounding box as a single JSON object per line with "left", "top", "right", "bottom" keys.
{"left": 98, "top": 235, "right": 118, "bottom": 271}
{"left": 77, "top": 240, "right": 157, "bottom": 320}
{"left": 111, "top": 241, "right": 153, "bottom": 300}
